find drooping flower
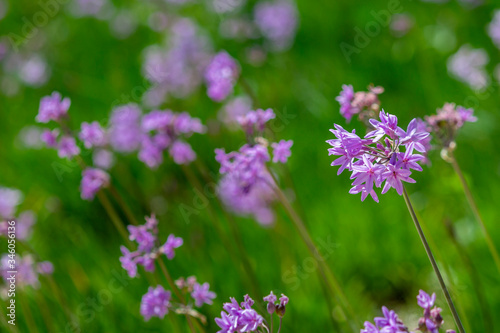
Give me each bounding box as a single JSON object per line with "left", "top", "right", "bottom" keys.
{"left": 80, "top": 168, "right": 110, "bottom": 200}
{"left": 140, "top": 285, "right": 172, "bottom": 321}
{"left": 205, "top": 51, "right": 240, "bottom": 102}
{"left": 36, "top": 92, "right": 70, "bottom": 123}
{"left": 327, "top": 110, "right": 429, "bottom": 202}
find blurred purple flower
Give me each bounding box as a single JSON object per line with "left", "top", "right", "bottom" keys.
{"left": 140, "top": 285, "right": 172, "bottom": 321}
{"left": 205, "top": 51, "right": 240, "bottom": 102}
{"left": 0, "top": 187, "right": 23, "bottom": 219}
{"left": 79, "top": 121, "right": 106, "bottom": 148}
{"left": 109, "top": 104, "right": 143, "bottom": 153}
{"left": 36, "top": 92, "right": 70, "bottom": 123}
{"left": 191, "top": 282, "right": 216, "bottom": 307}
{"left": 80, "top": 168, "right": 110, "bottom": 200}
{"left": 57, "top": 136, "right": 81, "bottom": 159}
{"left": 271, "top": 139, "right": 293, "bottom": 163}
{"left": 447, "top": 45, "right": 489, "bottom": 90}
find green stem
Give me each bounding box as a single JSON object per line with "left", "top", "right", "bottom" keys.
{"left": 19, "top": 294, "right": 38, "bottom": 333}
{"left": 402, "top": 187, "right": 465, "bottom": 333}
{"left": 96, "top": 191, "right": 132, "bottom": 247}
{"left": 449, "top": 152, "right": 500, "bottom": 275}
{"left": 239, "top": 77, "right": 260, "bottom": 108}
{"left": 108, "top": 185, "right": 139, "bottom": 225}
{"left": 180, "top": 164, "right": 263, "bottom": 301}
{"left": 271, "top": 179, "right": 355, "bottom": 328}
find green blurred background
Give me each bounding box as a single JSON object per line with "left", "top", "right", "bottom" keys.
{"left": 1, "top": 0, "right": 499, "bottom": 332}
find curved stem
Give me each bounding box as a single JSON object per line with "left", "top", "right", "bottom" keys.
{"left": 108, "top": 185, "right": 139, "bottom": 226}
{"left": 277, "top": 317, "right": 283, "bottom": 333}
{"left": 448, "top": 152, "right": 500, "bottom": 275}
{"left": 402, "top": 187, "right": 465, "bottom": 333}
{"left": 96, "top": 191, "right": 132, "bottom": 247}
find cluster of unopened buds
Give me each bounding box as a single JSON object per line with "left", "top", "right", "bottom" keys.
{"left": 327, "top": 110, "right": 429, "bottom": 202}
{"left": 336, "top": 84, "right": 384, "bottom": 125}
{"left": 361, "top": 290, "right": 456, "bottom": 333}
{"left": 423, "top": 102, "right": 476, "bottom": 156}
{"left": 215, "top": 291, "right": 289, "bottom": 333}
{"left": 215, "top": 108, "right": 293, "bottom": 225}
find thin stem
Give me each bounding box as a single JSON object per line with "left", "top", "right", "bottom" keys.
{"left": 270, "top": 177, "right": 356, "bottom": 326}
{"left": 108, "top": 185, "right": 139, "bottom": 225}
{"left": 277, "top": 317, "right": 283, "bottom": 333}
{"left": 157, "top": 258, "right": 197, "bottom": 333}
{"left": 270, "top": 316, "right": 273, "bottom": 333}
{"left": 96, "top": 191, "right": 132, "bottom": 247}
{"left": 448, "top": 152, "right": 500, "bottom": 275}
{"left": 19, "top": 294, "right": 38, "bottom": 333}
{"left": 180, "top": 164, "right": 263, "bottom": 301}
{"left": 239, "top": 77, "right": 260, "bottom": 107}
{"left": 402, "top": 187, "right": 465, "bottom": 333}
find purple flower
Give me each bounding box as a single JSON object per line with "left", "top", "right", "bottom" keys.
{"left": 191, "top": 282, "right": 216, "bottom": 307}
{"left": 417, "top": 290, "right": 436, "bottom": 311}
{"left": 36, "top": 92, "right": 70, "bottom": 123}
{"left": 160, "top": 234, "right": 183, "bottom": 260}
{"left": 79, "top": 121, "right": 106, "bottom": 148}
{"left": 93, "top": 149, "right": 115, "bottom": 169}
{"left": 254, "top": 0, "right": 299, "bottom": 51}
{"left": 169, "top": 140, "right": 196, "bottom": 165}
{"left": 336, "top": 84, "right": 357, "bottom": 122}
{"left": 57, "top": 136, "right": 80, "bottom": 159}
{"left": 108, "top": 104, "right": 143, "bottom": 152}
{"left": 216, "top": 293, "right": 275, "bottom": 333}
{"left": 0, "top": 187, "right": 23, "bottom": 219}
{"left": 218, "top": 96, "right": 253, "bottom": 129}
{"left": 263, "top": 291, "right": 277, "bottom": 314}
{"left": 447, "top": 45, "right": 489, "bottom": 90}
{"left": 80, "top": 168, "right": 110, "bottom": 200}
{"left": 119, "top": 245, "right": 138, "bottom": 278}
{"left": 488, "top": 10, "right": 500, "bottom": 50}
{"left": 328, "top": 110, "right": 427, "bottom": 201}
{"left": 40, "top": 128, "right": 59, "bottom": 148}
{"left": 237, "top": 108, "right": 275, "bottom": 135}
{"left": 37, "top": 261, "right": 54, "bottom": 275}
{"left": 361, "top": 321, "right": 380, "bottom": 333}
{"left": 205, "top": 51, "right": 240, "bottom": 102}
{"left": 128, "top": 225, "right": 155, "bottom": 252}
{"left": 271, "top": 139, "right": 293, "bottom": 163}
{"left": 140, "top": 285, "right": 172, "bottom": 321}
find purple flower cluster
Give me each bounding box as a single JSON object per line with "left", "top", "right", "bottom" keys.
{"left": 216, "top": 108, "right": 293, "bottom": 225}
{"left": 424, "top": 103, "right": 476, "bottom": 149}
{"left": 327, "top": 110, "right": 429, "bottom": 202}
{"left": 336, "top": 84, "right": 384, "bottom": 123}
{"left": 0, "top": 211, "right": 36, "bottom": 241}
{"left": 360, "top": 290, "right": 456, "bottom": 333}
{"left": 205, "top": 51, "right": 240, "bottom": 102}
{"left": 0, "top": 187, "right": 23, "bottom": 219}
{"left": 447, "top": 45, "right": 489, "bottom": 90}
{"left": 35, "top": 91, "right": 70, "bottom": 123}
{"left": 37, "top": 92, "right": 81, "bottom": 159}
{"left": 488, "top": 10, "right": 500, "bottom": 50}
{"left": 108, "top": 104, "right": 143, "bottom": 153}
{"left": 119, "top": 215, "right": 183, "bottom": 278}
{"left": 140, "top": 109, "right": 206, "bottom": 168}
{"left": 80, "top": 168, "right": 110, "bottom": 200}
{"left": 254, "top": 0, "right": 299, "bottom": 52}
{"left": 140, "top": 285, "right": 172, "bottom": 321}
{"left": 1, "top": 254, "right": 53, "bottom": 290}
{"left": 79, "top": 121, "right": 107, "bottom": 149}
{"left": 215, "top": 292, "right": 289, "bottom": 332}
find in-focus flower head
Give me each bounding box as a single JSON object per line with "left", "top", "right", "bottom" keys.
{"left": 327, "top": 110, "right": 429, "bottom": 202}
{"left": 36, "top": 92, "right": 70, "bottom": 123}
{"left": 205, "top": 51, "right": 240, "bottom": 102}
